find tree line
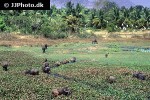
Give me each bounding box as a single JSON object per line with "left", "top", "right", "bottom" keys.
{"left": 0, "top": 1, "right": 150, "bottom": 39}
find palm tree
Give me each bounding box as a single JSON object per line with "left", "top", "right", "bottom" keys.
{"left": 65, "top": 15, "right": 79, "bottom": 33}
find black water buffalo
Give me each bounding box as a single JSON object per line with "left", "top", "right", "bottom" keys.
{"left": 105, "top": 53, "right": 109, "bottom": 58}
{"left": 25, "top": 69, "right": 39, "bottom": 75}
{"left": 133, "top": 72, "right": 146, "bottom": 80}
{"left": 42, "top": 60, "right": 50, "bottom": 74}
{"left": 1, "top": 61, "right": 9, "bottom": 71}
{"left": 92, "top": 39, "right": 98, "bottom": 44}
{"left": 42, "top": 44, "right": 48, "bottom": 53}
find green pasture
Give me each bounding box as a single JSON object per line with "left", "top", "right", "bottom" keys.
{"left": 0, "top": 41, "right": 150, "bottom": 100}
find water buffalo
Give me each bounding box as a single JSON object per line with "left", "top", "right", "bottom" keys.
{"left": 25, "top": 69, "right": 39, "bottom": 75}
{"left": 1, "top": 61, "right": 9, "bottom": 71}
{"left": 70, "top": 57, "right": 76, "bottom": 63}
{"left": 105, "top": 53, "right": 109, "bottom": 58}
{"left": 52, "top": 87, "right": 72, "bottom": 97}
{"left": 42, "top": 60, "right": 50, "bottom": 74}
{"left": 106, "top": 76, "right": 116, "bottom": 84}
{"left": 92, "top": 39, "right": 98, "bottom": 44}
{"left": 133, "top": 72, "right": 146, "bottom": 80}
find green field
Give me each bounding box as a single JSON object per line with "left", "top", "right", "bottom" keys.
{"left": 0, "top": 41, "right": 150, "bottom": 100}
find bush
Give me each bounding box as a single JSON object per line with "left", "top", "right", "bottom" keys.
{"left": 56, "top": 32, "right": 68, "bottom": 39}
{"left": 4, "top": 27, "right": 12, "bottom": 33}
{"left": 40, "top": 26, "right": 52, "bottom": 38}
{"left": 10, "top": 16, "right": 32, "bottom": 34}
{"left": 0, "top": 17, "right": 6, "bottom": 32}
{"left": 41, "top": 25, "right": 68, "bottom": 39}
{"left": 107, "top": 23, "right": 116, "bottom": 32}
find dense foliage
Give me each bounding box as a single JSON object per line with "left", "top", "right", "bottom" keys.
{"left": 0, "top": 1, "right": 150, "bottom": 38}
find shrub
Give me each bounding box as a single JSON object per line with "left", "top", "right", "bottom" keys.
{"left": 107, "top": 23, "right": 116, "bottom": 32}
{"left": 56, "top": 32, "right": 68, "bottom": 39}
{"left": 40, "top": 26, "right": 52, "bottom": 38}
{"left": 41, "top": 26, "right": 68, "bottom": 39}
{"left": 0, "top": 17, "right": 6, "bottom": 32}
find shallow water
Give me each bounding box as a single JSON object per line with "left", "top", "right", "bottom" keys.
{"left": 140, "top": 48, "right": 150, "bottom": 52}
{"left": 121, "top": 46, "right": 150, "bottom": 52}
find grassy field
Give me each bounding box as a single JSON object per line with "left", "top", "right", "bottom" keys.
{"left": 0, "top": 39, "right": 150, "bottom": 100}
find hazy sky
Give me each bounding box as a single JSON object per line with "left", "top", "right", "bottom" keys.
{"left": 89, "top": 0, "right": 150, "bottom": 7}
{"left": 130, "top": 0, "right": 150, "bottom": 7}
{"left": 51, "top": 0, "right": 150, "bottom": 8}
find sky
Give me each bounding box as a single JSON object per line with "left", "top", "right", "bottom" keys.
{"left": 51, "top": 0, "right": 150, "bottom": 8}
{"left": 130, "top": 0, "right": 150, "bottom": 7}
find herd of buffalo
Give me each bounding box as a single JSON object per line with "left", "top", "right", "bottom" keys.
{"left": 0, "top": 39, "right": 149, "bottom": 98}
